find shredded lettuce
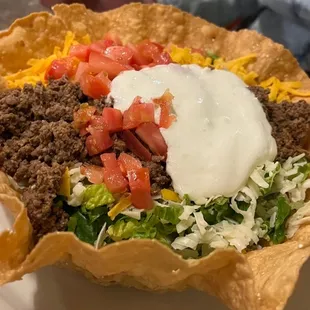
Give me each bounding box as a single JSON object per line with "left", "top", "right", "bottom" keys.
{"left": 67, "top": 154, "right": 310, "bottom": 256}
{"left": 82, "top": 184, "right": 114, "bottom": 210}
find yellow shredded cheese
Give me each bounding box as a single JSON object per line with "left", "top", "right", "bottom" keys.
{"left": 213, "top": 54, "right": 259, "bottom": 86}
{"left": 5, "top": 31, "right": 78, "bottom": 88}
{"left": 108, "top": 194, "right": 132, "bottom": 220}
{"left": 168, "top": 45, "right": 212, "bottom": 67}
{"left": 260, "top": 77, "right": 310, "bottom": 103}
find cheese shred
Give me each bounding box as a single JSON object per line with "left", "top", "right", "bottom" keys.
{"left": 5, "top": 31, "right": 77, "bottom": 88}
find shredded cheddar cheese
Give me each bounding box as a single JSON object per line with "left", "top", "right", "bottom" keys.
{"left": 213, "top": 54, "right": 259, "bottom": 86}
{"left": 108, "top": 194, "right": 132, "bottom": 220}
{"left": 168, "top": 45, "right": 212, "bottom": 67}
{"left": 260, "top": 77, "right": 310, "bottom": 103}
{"left": 5, "top": 31, "right": 78, "bottom": 88}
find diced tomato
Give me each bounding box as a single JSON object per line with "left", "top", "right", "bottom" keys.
{"left": 74, "top": 62, "right": 93, "bottom": 82}
{"left": 127, "top": 43, "right": 149, "bottom": 66}
{"left": 102, "top": 107, "right": 123, "bottom": 132}
{"left": 86, "top": 129, "right": 113, "bottom": 156}
{"left": 100, "top": 153, "right": 128, "bottom": 193}
{"left": 128, "top": 168, "right": 153, "bottom": 209}
{"left": 104, "top": 46, "right": 134, "bottom": 65}
{"left": 69, "top": 44, "right": 90, "bottom": 62}
{"left": 138, "top": 41, "right": 163, "bottom": 63}
{"left": 123, "top": 103, "right": 155, "bottom": 130}
{"left": 45, "top": 57, "right": 79, "bottom": 80}
{"left": 88, "top": 52, "right": 132, "bottom": 79}
{"left": 79, "top": 126, "right": 89, "bottom": 136}
{"left": 153, "top": 90, "right": 176, "bottom": 128}
{"left": 89, "top": 39, "right": 115, "bottom": 54}
{"left": 118, "top": 152, "right": 142, "bottom": 176}
{"left": 103, "top": 167, "right": 128, "bottom": 193}
{"left": 135, "top": 122, "right": 167, "bottom": 156}
{"left": 100, "top": 153, "right": 119, "bottom": 169}
{"left": 87, "top": 115, "right": 107, "bottom": 132}
{"left": 73, "top": 106, "right": 96, "bottom": 129}
{"left": 121, "top": 130, "right": 152, "bottom": 161}
{"left": 80, "top": 165, "right": 104, "bottom": 184}
{"left": 153, "top": 51, "right": 172, "bottom": 65}
{"left": 159, "top": 104, "right": 176, "bottom": 129}
{"left": 79, "top": 71, "right": 111, "bottom": 99}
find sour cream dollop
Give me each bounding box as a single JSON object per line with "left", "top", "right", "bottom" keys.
{"left": 110, "top": 64, "right": 277, "bottom": 203}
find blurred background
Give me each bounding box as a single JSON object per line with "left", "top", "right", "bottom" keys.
{"left": 0, "top": 0, "right": 310, "bottom": 72}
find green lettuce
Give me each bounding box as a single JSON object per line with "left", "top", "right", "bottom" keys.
{"left": 201, "top": 197, "right": 243, "bottom": 224}
{"left": 270, "top": 196, "right": 292, "bottom": 244}
{"left": 82, "top": 184, "right": 114, "bottom": 210}
{"left": 68, "top": 206, "right": 111, "bottom": 245}
{"left": 107, "top": 204, "right": 182, "bottom": 244}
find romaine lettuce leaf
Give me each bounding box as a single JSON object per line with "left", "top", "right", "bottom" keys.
{"left": 107, "top": 204, "right": 182, "bottom": 243}
{"left": 68, "top": 206, "right": 111, "bottom": 245}
{"left": 82, "top": 184, "right": 114, "bottom": 210}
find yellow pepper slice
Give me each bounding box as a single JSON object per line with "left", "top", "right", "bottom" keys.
{"left": 161, "top": 189, "right": 181, "bottom": 202}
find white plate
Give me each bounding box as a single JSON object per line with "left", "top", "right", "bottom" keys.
{"left": 0, "top": 203, "right": 309, "bottom": 310}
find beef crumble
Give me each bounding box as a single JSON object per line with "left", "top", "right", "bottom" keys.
{"left": 0, "top": 78, "right": 93, "bottom": 240}
{"left": 249, "top": 86, "right": 310, "bottom": 162}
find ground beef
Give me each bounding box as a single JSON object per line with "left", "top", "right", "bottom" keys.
{"left": 249, "top": 86, "right": 310, "bottom": 162}
{"left": 0, "top": 78, "right": 94, "bottom": 240}
{"left": 142, "top": 156, "right": 172, "bottom": 195}
{"left": 20, "top": 161, "right": 68, "bottom": 242}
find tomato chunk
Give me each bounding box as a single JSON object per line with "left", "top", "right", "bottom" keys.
{"left": 80, "top": 165, "right": 104, "bottom": 184}
{"left": 74, "top": 62, "right": 93, "bottom": 82}
{"left": 100, "top": 153, "right": 119, "bottom": 169}
{"left": 69, "top": 44, "right": 90, "bottom": 62}
{"left": 89, "top": 39, "right": 115, "bottom": 54}
{"left": 104, "top": 46, "right": 134, "bottom": 65}
{"left": 123, "top": 102, "right": 155, "bottom": 130}
{"left": 102, "top": 107, "right": 123, "bottom": 132}
{"left": 88, "top": 115, "right": 107, "bottom": 131}
{"left": 100, "top": 153, "right": 128, "bottom": 193}
{"left": 135, "top": 122, "right": 167, "bottom": 156}
{"left": 86, "top": 129, "right": 113, "bottom": 156}
{"left": 45, "top": 57, "right": 78, "bottom": 80}
{"left": 127, "top": 43, "right": 149, "bottom": 66}
{"left": 79, "top": 72, "right": 111, "bottom": 99}
{"left": 121, "top": 130, "right": 152, "bottom": 161}
{"left": 153, "top": 51, "right": 172, "bottom": 65}
{"left": 73, "top": 106, "right": 96, "bottom": 130}
{"left": 128, "top": 168, "right": 153, "bottom": 209}
{"left": 153, "top": 90, "right": 176, "bottom": 128}
{"left": 103, "top": 167, "right": 128, "bottom": 193}
{"left": 89, "top": 52, "right": 132, "bottom": 79}
{"left": 138, "top": 41, "right": 164, "bottom": 63}
{"left": 118, "top": 152, "right": 142, "bottom": 175}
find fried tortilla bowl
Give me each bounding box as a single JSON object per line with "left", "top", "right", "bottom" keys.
{"left": 0, "top": 3, "right": 310, "bottom": 310}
